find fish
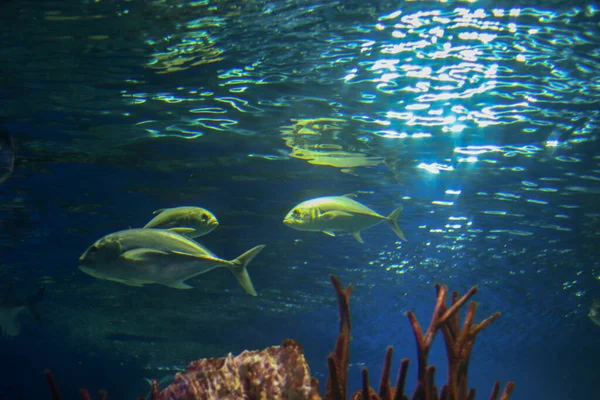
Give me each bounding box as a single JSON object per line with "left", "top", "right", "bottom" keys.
{"left": 143, "top": 206, "right": 219, "bottom": 238}
{"left": 283, "top": 194, "right": 406, "bottom": 243}
{"left": 589, "top": 299, "right": 600, "bottom": 326}
{"left": 78, "top": 228, "right": 264, "bottom": 296}
{"left": 0, "top": 286, "right": 45, "bottom": 337}
{"left": 0, "top": 126, "right": 15, "bottom": 184}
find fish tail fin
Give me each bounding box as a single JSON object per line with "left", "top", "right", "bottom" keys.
{"left": 26, "top": 286, "right": 45, "bottom": 321}
{"left": 386, "top": 206, "right": 407, "bottom": 242}
{"left": 228, "top": 245, "right": 265, "bottom": 296}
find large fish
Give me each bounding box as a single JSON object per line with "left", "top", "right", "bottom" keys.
{"left": 143, "top": 206, "right": 219, "bottom": 238}
{"left": 78, "top": 228, "right": 264, "bottom": 296}
{"left": 0, "top": 126, "right": 15, "bottom": 183}
{"left": 283, "top": 195, "right": 407, "bottom": 243}
{"left": 0, "top": 286, "right": 45, "bottom": 337}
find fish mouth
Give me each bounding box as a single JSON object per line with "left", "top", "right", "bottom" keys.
{"left": 282, "top": 219, "right": 293, "bottom": 225}
{"left": 209, "top": 220, "right": 219, "bottom": 227}
{"left": 78, "top": 256, "right": 96, "bottom": 269}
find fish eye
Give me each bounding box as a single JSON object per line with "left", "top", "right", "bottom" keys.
{"left": 291, "top": 209, "right": 304, "bottom": 221}
{"left": 201, "top": 214, "right": 208, "bottom": 222}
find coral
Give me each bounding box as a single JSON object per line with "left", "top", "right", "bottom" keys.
{"left": 44, "top": 370, "right": 110, "bottom": 400}
{"left": 325, "top": 275, "right": 352, "bottom": 400}
{"left": 157, "top": 338, "right": 321, "bottom": 400}
{"left": 324, "top": 275, "right": 515, "bottom": 400}
{"left": 44, "top": 275, "right": 514, "bottom": 400}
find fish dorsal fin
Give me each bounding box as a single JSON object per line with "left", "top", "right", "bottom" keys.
{"left": 323, "top": 231, "right": 336, "bottom": 237}
{"left": 152, "top": 208, "right": 167, "bottom": 215}
{"left": 167, "top": 227, "right": 196, "bottom": 236}
{"left": 352, "top": 232, "right": 365, "bottom": 244}
{"left": 121, "top": 248, "right": 169, "bottom": 262}
{"left": 319, "top": 210, "right": 353, "bottom": 221}
{"left": 342, "top": 193, "right": 358, "bottom": 198}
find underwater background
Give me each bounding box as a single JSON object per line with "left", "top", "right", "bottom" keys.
{"left": 0, "top": 0, "right": 599, "bottom": 399}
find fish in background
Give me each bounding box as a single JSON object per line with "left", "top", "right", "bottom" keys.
{"left": 283, "top": 194, "right": 406, "bottom": 243}
{"left": 143, "top": 206, "right": 219, "bottom": 238}
{"left": 0, "top": 286, "right": 45, "bottom": 337}
{"left": 78, "top": 228, "right": 264, "bottom": 296}
{"left": 589, "top": 298, "right": 600, "bottom": 326}
{"left": 0, "top": 126, "right": 14, "bottom": 183}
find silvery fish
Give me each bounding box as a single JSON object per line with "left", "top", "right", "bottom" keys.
{"left": 589, "top": 299, "right": 600, "bottom": 327}
{"left": 78, "top": 228, "right": 264, "bottom": 296}
{"left": 143, "top": 206, "right": 219, "bottom": 238}
{"left": 0, "top": 286, "right": 45, "bottom": 337}
{"left": 0, "top": 126, "right": 14, "bottom": 184}
{"left": 283, "top": 195, "right": 406, "bottom": 243}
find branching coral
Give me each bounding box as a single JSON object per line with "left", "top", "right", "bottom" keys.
{"left": 44, "top": 275, "right": 514, "bottom": 400}
{"left": 324, "top": 275, "right": 515, "bottom": 400}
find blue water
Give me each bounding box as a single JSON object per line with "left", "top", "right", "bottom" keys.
{"left": 1, "top": 0, "right": 599, "bottom": 399}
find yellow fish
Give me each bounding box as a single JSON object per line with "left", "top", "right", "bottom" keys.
{"left": 283, "top": 195, "right": 406, "bottom": 243}
{"left": 143, "top": 206, "right": 218, "bottom": 238}
{"left": 78, "top": 228, "right": 263, "bottom": 296}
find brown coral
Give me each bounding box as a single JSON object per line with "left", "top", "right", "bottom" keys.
{"left": 157, "top": 338, "right": 321, "bottom": 400}
{"left": 324, "top": 275, "right": 515, "bottom": 400}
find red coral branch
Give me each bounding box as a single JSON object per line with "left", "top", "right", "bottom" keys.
{"left": 499, "top": 382, "right": 515, "bottom": 400}
{"left": 325, "top": 275, "right": 353, "bottom": 400}
{"left": 342, "top": 278, "right": 513, "bottom": 400}
{"left": 150, "top": 379, "right": 159, "bottom": 400}
{"left": 44, "top": 370, "right": 61, "bottom": 400}
{"left": 378, "top": 346, "right": 394, "bottom": 399}
{"left": 362, "top": 368, "right": 371, "bottom": 400}
{"left": 394, "top": 359, "right": 410, "bottom": 400}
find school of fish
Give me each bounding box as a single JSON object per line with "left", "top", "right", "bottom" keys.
{"left": 78, "top": 196, "right": 408, "bottom": 296}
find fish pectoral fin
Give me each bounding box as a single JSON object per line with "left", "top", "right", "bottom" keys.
{"left": 167, "top": 227, "right": 197, "bottom": 236}
{"left": 166, "top": 281, "right": 194, "bottom": 290}
{"left": 152, "top": 208, "right": 167, "bottom": 215}
{"left": 323, "top": 231, "right": 336, "bottom": 237}
{"left": 319, "top": 211, "right": 353, "bottom": 221}
{"left": 120, "top": 248, "right": 169, "bottom": 262}
{"left": 352, "top": 232, "right": 365, "bottom": 244}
